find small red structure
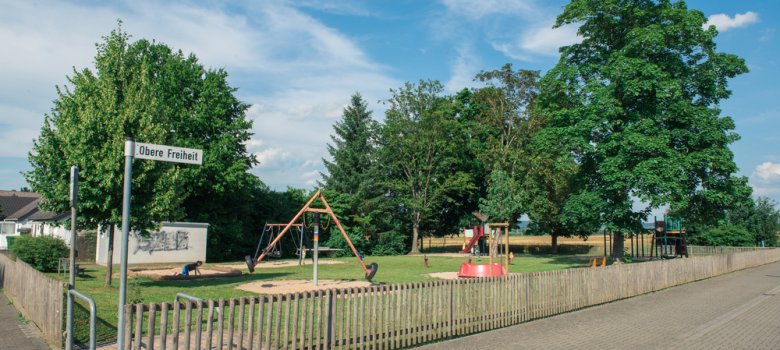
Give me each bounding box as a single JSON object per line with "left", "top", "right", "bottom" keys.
{"left": 457, "top": 261, "right": 507, "bottom": 277}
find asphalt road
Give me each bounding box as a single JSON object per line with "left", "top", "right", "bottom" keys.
{"left": 417, "top": 260, "right": 780, "bottom": 350}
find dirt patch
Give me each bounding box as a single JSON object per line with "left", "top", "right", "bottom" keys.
{"left": 237, "top": 279, "right": 372, "bottom": 294}
{"left": 129, "top": 267, "right": 241, "bottom": 281}
{"left": 217, "top": 259, "right": 344, "bottom": 270}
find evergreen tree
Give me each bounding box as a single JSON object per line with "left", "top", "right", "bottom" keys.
{"left": 321, "top": 93, "right": 380, "bottom": 239}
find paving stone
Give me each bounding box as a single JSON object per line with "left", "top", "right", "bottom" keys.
{"left": 0, "top": 292, "right": 51, "bottom": 350}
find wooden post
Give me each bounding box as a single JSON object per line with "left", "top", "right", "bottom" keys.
{"left": 247, "top": 298, "right": 255, "bottom": 350}
{"left": 217, "top": 299, "right": 225, "bottom": 350}
{"left": 238, "top": 298, "right": 246, "bottom": 350}
{"left": 184, "top": 301, "right": 192, "bottom": 350}
{"left": 147, "top": 304, "right": 156, "bottom": 350}
{"left": 134, "top": 304, "right": 143, "bottom": 350}
{"left": 160, "top": 303, "right": 169, "bottom": 350}
{"left": 205, "top": 300, "right": 214, "bottom": 350}
{"left": 227, "top": 299, "right": 236, "bottom": 350}
{"left": 505, "top": 226, "right": 510, "bottom": 268}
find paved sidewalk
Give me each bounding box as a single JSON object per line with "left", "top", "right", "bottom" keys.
{"left": 0, "top": 292, "right": 51, "bottom": 350}
{"left": 418, "top": 260, "right": 780, "bottom": 350}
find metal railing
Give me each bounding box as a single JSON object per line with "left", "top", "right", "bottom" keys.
{"left": 66, "top": 289, "right": 96, "bottom": 350}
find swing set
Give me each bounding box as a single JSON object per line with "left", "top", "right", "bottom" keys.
{"left": 245, "top": 189, "right": 379, "bottom": 281}
{"left": 250, "top": 223, "right": 305, "bottom": 260}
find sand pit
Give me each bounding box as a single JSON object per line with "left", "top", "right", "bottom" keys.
{"left": 217, "top": 259, "right": 344, "bottom": 270}
{"left": 237, "top": 279, "right": 372, "bottom": 294}
{"left": 129, "top": 267, "right": 241, "bottom": 281}
{"left": 427, "top": 272, "right": 462, "bottom": 280}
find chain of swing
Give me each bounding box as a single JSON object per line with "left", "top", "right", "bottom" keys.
{"left": 251, "top": 213, "right": 331, "bottom": 260}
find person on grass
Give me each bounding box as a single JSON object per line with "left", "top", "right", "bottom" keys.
{"left": 175, "top": 261, "right": 202, "bottom": 276}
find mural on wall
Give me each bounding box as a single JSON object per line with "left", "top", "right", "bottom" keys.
{"left": 134, "top": 230, "right": 189, "bottom": 254}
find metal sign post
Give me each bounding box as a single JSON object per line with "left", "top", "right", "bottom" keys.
{"left": 66, "top": 166, "right": 78, "bottom": 350}
{"left": 116, "top": 139, "right": 202, "bottom": 349}
{"left": 116, "top": 139, "right": 134, "bottom": 350}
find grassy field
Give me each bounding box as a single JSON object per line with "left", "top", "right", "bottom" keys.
{"left": 56, "top": 253, "right": 584, "bottom": 343}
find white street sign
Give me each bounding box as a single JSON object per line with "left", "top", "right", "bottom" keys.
{"left": 134, "top": 142, "right": 203, "bottom": 165}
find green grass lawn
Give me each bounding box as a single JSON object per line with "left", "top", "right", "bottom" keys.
{"left": 56, "top": 254, "right": 584, "bottom": 344}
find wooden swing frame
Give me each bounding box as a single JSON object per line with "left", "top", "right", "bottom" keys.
{"left": 249, "top": 189, "right": 374, "bottom": 277}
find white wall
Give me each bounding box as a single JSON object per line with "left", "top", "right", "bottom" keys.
{"left": 96, "top": 222, "right": 209, "bottom": 265}
{"left": 0, "top": 221, "right": 27, "bottom": 250}
{"left": 31, "top": 222, "right": 71, "bottom": 246}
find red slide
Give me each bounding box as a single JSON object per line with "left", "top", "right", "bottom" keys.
{"left": 460, "top": 226, "right": 483, "bottom": 253}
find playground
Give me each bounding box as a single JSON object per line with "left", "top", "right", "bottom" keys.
{"left": 59, "top": 191, "right": 691, "bottom": 345}
{"left": 55, "top": 253, "right": 584, "bottom": 343}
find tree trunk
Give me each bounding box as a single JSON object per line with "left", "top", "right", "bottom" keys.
{"left": 551, "top": 228, "right": 559, "bottom": 254}
{"left": 105, "top": 225, "right": 114, "bottom": 287}
{"left": 410, "top": 221, "right": 420, "bottom": 254}
{"left": 612, "top": 231, "right": 624, "bottom": 262}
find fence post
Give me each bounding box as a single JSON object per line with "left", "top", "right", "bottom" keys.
{"left": 448, "top": 281, "right": 454, "bottom": 339}
{"left": 325, "top": 289, "right": 334, "bottom": 349}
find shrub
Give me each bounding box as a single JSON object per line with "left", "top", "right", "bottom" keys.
{"left": 10, "top": 235, "right": 69, "bottom": 272}
{"left": 324, "top": 229, "right": 367, "bottom": 258}
{"left": 690, "top": 225, "right": 754, "bottom": 247}
{"left": 370, "top": 231, "right": 407, "bottom": 256}
{"left": 5, "top": 235, "right": 17, "bottom": 252}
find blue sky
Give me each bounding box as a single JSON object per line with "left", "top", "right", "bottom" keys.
{"left": 1, "top": 0, "right": 778, "bottom": 208}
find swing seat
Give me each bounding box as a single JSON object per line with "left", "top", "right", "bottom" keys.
{"left": 245, "top": 255, "right": 256, "bottom": 273}
{"left": 365, "top": 262, "right": 379, "bottom": 282}
{"left": 268, "top": 251, "right": 282, "bottom": 259}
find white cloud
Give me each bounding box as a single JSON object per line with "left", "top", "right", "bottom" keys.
{"left": 750, "top": 162, "right": 780, "bottom": 198}
{"left": 752, "top": 186, "right": 780, "bottom": 197}
{"left": 753, "top": 162, "right": 780, "bottom": 182}
{"left": 520, "top": 22, "right": 581, "bottom": 56}
{"left": 705, "top": 11, "right": 759, "bottom": 32}
{"left": 0, "top": 0, "right": 399, "bottom": 191}
{"left": 254, "top": 148, "right": 291, "bottom": 168}
{"left": 435, "top": 0, "right": 580, "bottom": 62}
{"left": 440, "top": 0, "right": 536, "bottom": 20}
{"left": 445, "top": 44, "right": 482, "bottom": 93}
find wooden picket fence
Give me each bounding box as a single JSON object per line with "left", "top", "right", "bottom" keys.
{"left": 123, "top": 247, "right": 780, "bottom": 350}
{"left": 687, "top": 245, "right": 770, "bottom": 256}
{"left": 0, "top": 252, "right": 64, "bottom": 346}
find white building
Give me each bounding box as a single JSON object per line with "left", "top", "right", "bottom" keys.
{"left": 96, "top": 222, "right": 209, "bottom": 265}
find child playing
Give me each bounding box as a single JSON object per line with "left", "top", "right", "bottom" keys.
{"left": 175, "top": 261, "right": 203, "bottom": 276}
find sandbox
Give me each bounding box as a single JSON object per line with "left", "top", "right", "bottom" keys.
{"left": 217, "top": 259, "right": 344, "bottom": 270}
{"left": 237, "top": 279, "right": 372, "bottom": 294}
{"left": 129, "top": 267, "right": 242, "bottom": 281}
{"left": 427, "top": 272, "right": 461, "bottom": 280}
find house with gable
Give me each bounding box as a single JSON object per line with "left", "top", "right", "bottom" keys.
{"left": 0, "top": 190, "right": 41, "bottom": 249}
{"left": 0, "top": 190, "right": 71, "bottom": 249}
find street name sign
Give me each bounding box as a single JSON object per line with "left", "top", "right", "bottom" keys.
{"left": 134, "top": 142, "right": 203, "bottom": 165}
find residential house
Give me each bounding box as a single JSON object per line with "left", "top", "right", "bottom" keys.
{"left": 0, "top": 190, "right": 70, "bottom": 249}
{"left": 0, "top": 190, "right": 40, "bottom": 249}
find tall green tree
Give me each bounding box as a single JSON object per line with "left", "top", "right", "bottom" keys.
{"left": 26, "top": 26, "right": 257, "bottom": 284}
{"left": 537, "top": 0, "right": 750, "bottom": 258}
{"left": 723, "top": 196, "right": 780, "bottom": 247}
{"left": 751, "top": 197, "right": 780, "bottom": 246}
{"left": 321, "top": 93, "right": 380, "bottom": 239}
{"left": 523, "top": 119, "right": 605, "bottom": 253}
{"left": 472, "top": 64, "right": 539, "bottom": 176}
{"left": 378, "top": 80, "right": 475, "bottom": 253}
{"left": 471, "top": 65, "right": 539, "bottom": 224}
